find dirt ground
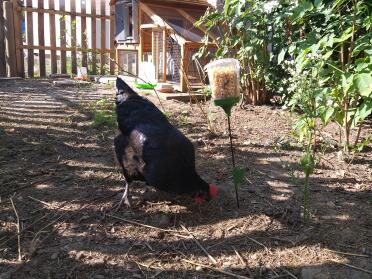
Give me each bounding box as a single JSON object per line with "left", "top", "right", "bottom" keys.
{"left": 0, "top": 79, "right": 371, "bottom": 279}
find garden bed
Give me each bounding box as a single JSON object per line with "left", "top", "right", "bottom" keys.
{"left": 0, "top": 80, "right": 371, "bottom": 279}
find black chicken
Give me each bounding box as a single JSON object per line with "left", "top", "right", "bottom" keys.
{"left": 114, "top": 77, "right": 218, "bottom": 208}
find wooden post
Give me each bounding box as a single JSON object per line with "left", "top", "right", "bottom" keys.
{"left": 49, "top": 0, "right": 57, "bottom": 74}
{"left": 109, "top": 4, "right": 115, "bottom": 74}
{"left": 180, "top": 43, "right": 189, "bottom": 92}
{"left": 91, "top": 0, "right": 97, "bottom": 75}
{"left": 4, "top": 1, "right": 17, "bottom": 77}
{"left": 132, "top": 0, "right": 138, "bottom": 42}
{"left": 162, "top": 28, "right": 166, "bottom": 82}
{"left": 12, "top": 0, "right": 24, "bottom": 77}
{"left": 100, "top": 0, "right": 106, "bottom": 75}
{"left": 60, "top": 0, "right": 66, "bottom": 73}
{"left": 81, "top": 0, "right": 87, "bottom": 68}
{"left": 38, "top": 0, "right": 46, "bottom": 77}
{"left": 26, "top": 0, "right": 34, "bottom": 77}
{"left": 70, "top": 0, "right": 77, "bottom": 75}
{"left": 151, "top": 29, "right": 157, "bottom": 80}
{"left": 0, "top": 1, "right": 6, "bottom": 77}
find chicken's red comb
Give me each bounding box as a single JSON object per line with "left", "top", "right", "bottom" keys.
{"left": 209, "top": 184, "right": 218, "bottom": 199}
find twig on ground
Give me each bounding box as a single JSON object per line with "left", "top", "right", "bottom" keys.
{"left": 180, "top": 224, "right": 217, "bottom": 265}
{"left": 324, "top": 248, "right": 369, "bottom": 258}
{"left": 246, "top": 236, "right": 272, "bottom": 254}
{"left": 232, "top": 246, "right": 246, "bottom": 267}
{"left": 107, "top": 214, "right": 192, "bottom": 238}
{"left": 182, "top": 259, "right": 251, "bottom": 279}
{"left": 330, "top": 259, "right": 372, "bottom": 275}
{"left": 28, "top": 196, "right": 52, "bottom": 208}
{"left": 279, "top": 267, "right": 298, "bottom": 279}
{"left": 10, "top": 197, "right": 22, "bottom": 261}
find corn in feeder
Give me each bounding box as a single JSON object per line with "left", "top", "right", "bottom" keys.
{"left": 205, "top": 58, "right": 241, "bottom": 208}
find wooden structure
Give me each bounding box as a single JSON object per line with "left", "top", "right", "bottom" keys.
{"left": 0, "top": 0, "right": 116, "bottom": 78}
{"left": 112, "top": 0, "right": 216, "bottom": 92}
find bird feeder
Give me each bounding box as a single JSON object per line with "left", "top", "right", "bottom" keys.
{"left": 205, "top": 58, "right": 240, "bottom": 116}
{"left": 205, "top": 58, "right": 241, "bottom": 208}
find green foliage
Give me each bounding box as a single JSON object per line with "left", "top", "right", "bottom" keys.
{"left": 89, "top": 98, "right": 117, "bottom": 129}
{"left": 233, "top": 166, "right": 245, "bottom": 186}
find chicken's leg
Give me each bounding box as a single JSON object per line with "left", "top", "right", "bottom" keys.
{"left": 115, "top": 181, "right": 131, "bottom": 210}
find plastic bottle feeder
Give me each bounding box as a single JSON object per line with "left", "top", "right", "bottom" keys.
{"left": 205, "top": 58, "right": 240, "bottom": 116}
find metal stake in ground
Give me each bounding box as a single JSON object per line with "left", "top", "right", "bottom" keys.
{"left": 227, "top": 114, "right": 240, "bottom": 208}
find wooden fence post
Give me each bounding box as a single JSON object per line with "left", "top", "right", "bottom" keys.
{"left": 4, "top": 0, "right": 17, "bottom": 77}
{"left": 12, "top": 0, "right": 24, "bottom": 77}
{"left": 0, "top": 0, "right": 6, "bottom": 77}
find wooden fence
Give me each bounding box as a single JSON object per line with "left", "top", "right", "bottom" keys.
{"left": 0, "top": 0, "right": 116, "bottom": 78}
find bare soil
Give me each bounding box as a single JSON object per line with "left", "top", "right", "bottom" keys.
{"left": 0, "top": 79, "right": 371, "bottom": 279}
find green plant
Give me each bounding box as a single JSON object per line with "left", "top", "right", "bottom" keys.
{"left": 89, "top": 98, "right": 117, "bottom": 129}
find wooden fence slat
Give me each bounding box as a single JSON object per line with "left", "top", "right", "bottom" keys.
{"left": 0, "top": 0, "right": 6, "bottom": 77}
{"left": 100, "top": 0, "right": 106, "bottom": 75}
{"left": 109, "top": 4, "right": 115, "bottom": 74}
{"left": 70, "top": 0, "right": 77, "bottom": 74}
{"left": 12, "top": 0, "right": 24, "bottom": 77}
{"left": 81, "top": 0, "right": 87, "bottom": 67}
{"left": 60, "top": 0, "right": 66, "bottom": 73}
{"left": 26, "top": 0, "right": 34, "bottom": 77}
{"left": 91, "top": 0, "right": 97, "bottom": 75}
{"left": 38, "top": 0, "right": 46, "bottom": 77}
{"left": 49, "top": 0, "right": 57, "bottom": 74}
{"left": 4, "top": 1, "right": 16, "bottom": 76}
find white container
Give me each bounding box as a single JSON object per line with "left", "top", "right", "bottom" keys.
{"left": 77, "top": 67, "right": 88, "bottom": 80}
{"left": 205, "top": 58, "right": 240, "bottom": 100}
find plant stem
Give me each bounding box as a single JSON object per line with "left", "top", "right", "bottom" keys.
{"left": 303, "top": 171, "right": 310, "bottom": 223}
{"left": 227, "top": 114, "right": 239, "bottom": 208}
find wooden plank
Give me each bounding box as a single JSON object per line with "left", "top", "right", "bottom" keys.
{"left": 0, "top": 0, "right": 6, "bottom": 77}
{"left": 180, "top": 44, "right": 189, "bottom": 92}
{"left": 49, "top": 0, "right": 57, "bottom": 74}
{"left": 19, "top": 6, "right": 111, "bottom": 19}
{"left": 109, "top": 3, "right": 115, "bottom": 74}
{"left": 100, "top": 0, "right": 106, "bottom": 75}
{"left": 20, "top": 44, "right": 112, "bottom": 53}
{"left": 26, "top": 0, "right": 34, "bottom": 77}
{"left": 91, "top": 0, "right": 97, "bottom": 75}
{"left": 12, "top": 0, "right": 24, "bottom": 77}
{"left": 60, "top": 0, "right": 67, "bottom": 73}
{"left": 151, "top": 30, "right": 156, "bottom": 80}
{"left": 81, "top": 0, "right": 87, "bottom": 67}
{"left": 162, "top": 28, "right": 166, "bottom": 81}
{"left": 70, "top": 0, "right": 77, "bottom": 75}
{"left": 4, "top": 1, "right": 16, "bottom": 76}
{"left": 38, "top": 0, "right": 46, "bottom": 77}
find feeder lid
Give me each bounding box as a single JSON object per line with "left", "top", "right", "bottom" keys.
{"left": 204, "top": 58, "right": 240, "bottom": 71}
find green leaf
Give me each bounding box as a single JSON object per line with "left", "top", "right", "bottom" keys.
{"left": 291, "top": 1, "right": 314, "bottom": 22}
{"left": 354, "top": 73, "right": 372, "bottom": 97}
{"left": 233, "top": 166, "right": 245, "bottom": 186}
{"left": 322, "top": 107, "right": 334, "bottom": 124}
{"left": 278, "top": 48, "right": 286, "bottom": 65}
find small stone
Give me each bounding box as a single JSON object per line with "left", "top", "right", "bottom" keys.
{"left": 50, "top": 252, "right": 58, "bottom": 260}
{"left": 110, "top": 227, "right": 115, "bottom": 233}
{"left": 195, "top": 266, "right": 203, "bottom": 271}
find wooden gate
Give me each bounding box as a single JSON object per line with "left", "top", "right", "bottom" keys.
{"left": 0, "top": 0, "right": 116, "bottom": 78}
